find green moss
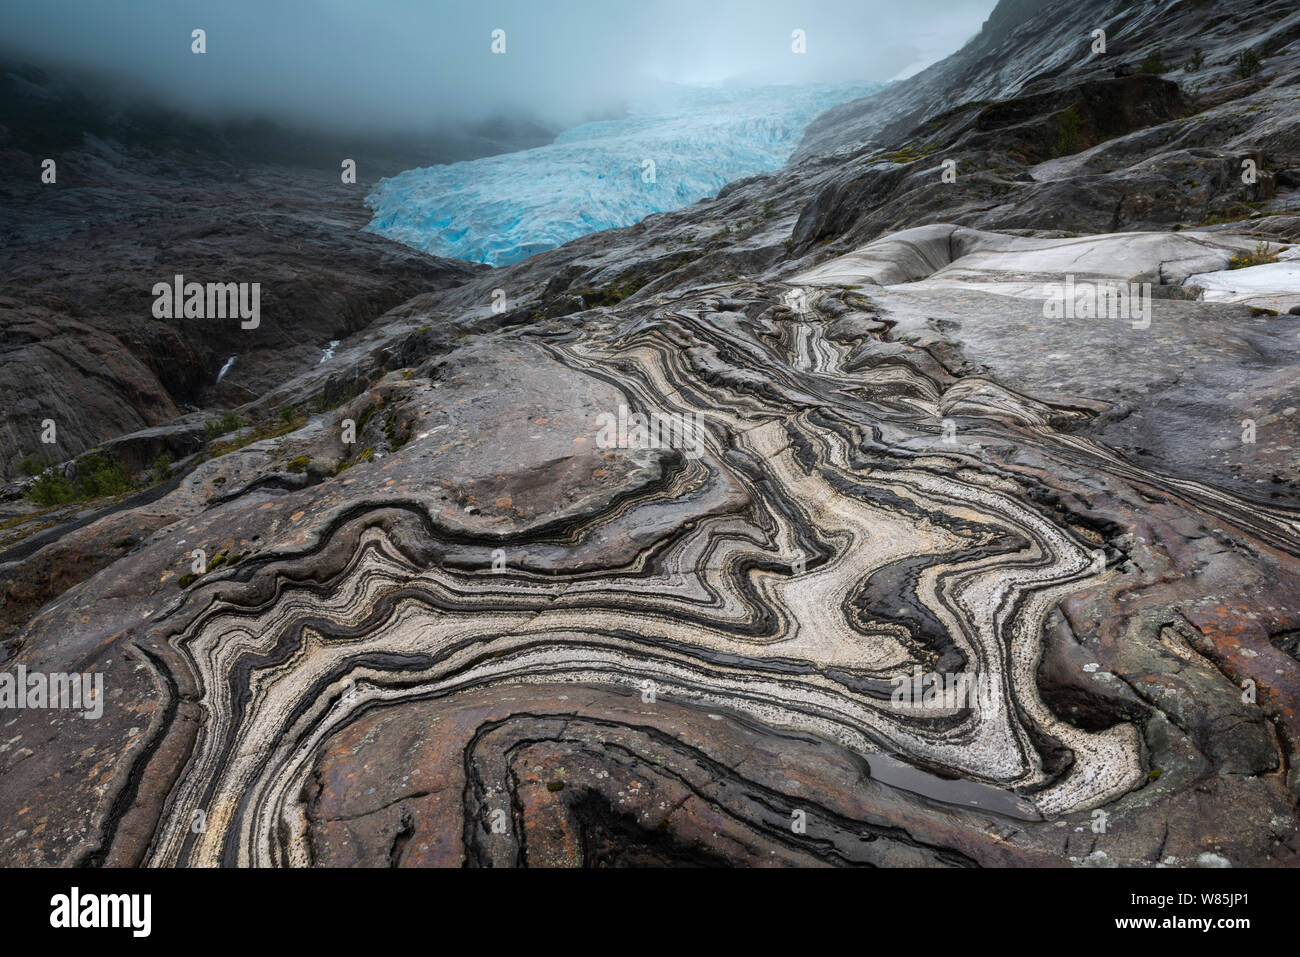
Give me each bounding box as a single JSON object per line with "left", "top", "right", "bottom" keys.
{"left": 383, "top": 412, "right": 412, "bottom": 452}
{"left": 333, "top": 446, "right": 375, "bottom": 476}
{"left": 355, "top": 399, "right": 384, "bottom": 435}
{"left": 881, "top": 144, "right": 937, "bottom": 164}
{"left": 571, "top": 277, "right": 649, "bottom": 307}
{"left": 286, "top": 455, "right": 311, "bottom": 473}
{"left": 178, "top": 573, "right": 197, "bottom": 588}
{"left": 1198, "top": 210, "right": 1251, "bottom": 226}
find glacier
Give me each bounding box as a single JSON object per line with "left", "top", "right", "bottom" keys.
{"left": 363, "top": 82, "right": 881, "bottom": 266}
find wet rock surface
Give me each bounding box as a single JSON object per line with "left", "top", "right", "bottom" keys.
{"left": 1, "top": 0, "right": 1299, "bottom": 868}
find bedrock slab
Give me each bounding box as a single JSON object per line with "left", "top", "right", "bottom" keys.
{"left": 2, "top": 274, "right": 1296, "bottom": 868}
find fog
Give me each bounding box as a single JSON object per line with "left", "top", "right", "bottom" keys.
{"left": 0, "top": 0, "right": 998, "bottom": 132}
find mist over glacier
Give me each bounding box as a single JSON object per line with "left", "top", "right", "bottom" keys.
{"left": 362, "top": 82, "right": 881, "bottom": 266}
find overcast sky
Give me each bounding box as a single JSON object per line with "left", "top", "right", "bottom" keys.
{"left": 0, "top": 0, "right": 998, "bottom": 131}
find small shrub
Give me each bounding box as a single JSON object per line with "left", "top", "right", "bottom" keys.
{"left": 1138, "top": 50, "right": 1167, "bottom": 74}
{"left": 28, "top": 468, "right": 75, "bottom": 506}
{"left": 1233, "top": 48, "right": 1262, "bottom": 79}
{"left": 26, "top": 454, "right": 131, "bottom": 505}
{"left": 204, "top": 411, "right": 243, "bottom": 440}
{"left": 1184, "top": 47, "right": 1205, "bottom": 72}
{"left": 1228, "top": 242, "right": 1279, "bottom": 269}
{"left": 17, "top": 455, "right": 49, "bottom": 477}
{"left": 1052, "top": 107, "right": 1084, "bottom": 157}
{"left": 151, "top": 453, "right": 172, "bottom": 484}
{"left": 74, "top": 455, "right": 129, "bottom": 498}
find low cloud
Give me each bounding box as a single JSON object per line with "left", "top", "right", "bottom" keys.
{"left": 0, "top": 0, "right": 996, "bottom": 132}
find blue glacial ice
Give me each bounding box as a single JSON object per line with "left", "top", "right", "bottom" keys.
{"left": 363, "top": 82, "right": 880, "bottom": 266}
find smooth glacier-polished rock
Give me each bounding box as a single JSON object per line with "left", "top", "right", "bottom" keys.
{"left": 4, "top": 274, "right": 1296, "bottom": 868}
